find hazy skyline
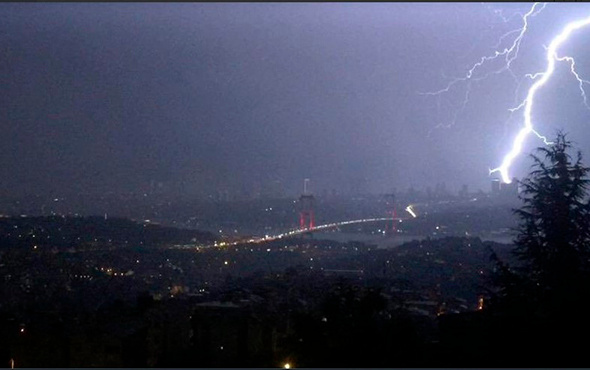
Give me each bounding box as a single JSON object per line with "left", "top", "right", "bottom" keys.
{"left": 3, "top": 2, "right": 590, "bottom": 197}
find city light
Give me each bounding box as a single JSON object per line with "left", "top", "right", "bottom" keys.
{"left": 283, "top": 363, "right": 291, "bottom": 369}
{"left": 405, "top": 205, "right": 417, "bottom": 218}
{"left": 199, "top": 215, "right": 419, "bottom": 248}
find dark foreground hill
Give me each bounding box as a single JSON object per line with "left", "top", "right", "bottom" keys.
{"left": 0, "top": 215, "right": 216, "bottom": 250}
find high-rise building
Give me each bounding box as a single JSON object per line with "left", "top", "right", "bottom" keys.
{"left": 500, "top": 177, "right": 519, "bottom": 197}
{"left": 491, "top": 179, "right": 501, "bottom": 194}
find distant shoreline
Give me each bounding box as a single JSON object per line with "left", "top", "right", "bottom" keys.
{"left": 310, "top": 231, "right": 514, "bottom": 248}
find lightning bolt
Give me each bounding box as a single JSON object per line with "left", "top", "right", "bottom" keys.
{"left": 490, "top": 12, "right": 590, "bottom": 183}
{"left": 421, "top": 3, "right": 546, "bottom": 131}
{"left": 423, "top": 3, "right": 590, "bottom": 184}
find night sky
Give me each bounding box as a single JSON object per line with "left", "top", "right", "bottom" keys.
{"left": 3, "top": 3, "right": 590, "bottom": 198}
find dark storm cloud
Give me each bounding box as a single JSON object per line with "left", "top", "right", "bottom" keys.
{"left": 2, "top": 3, "right": 590, "bottom": 197}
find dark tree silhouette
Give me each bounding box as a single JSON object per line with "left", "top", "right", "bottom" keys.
{"left": 488, "top": 132, "right": 590, "bottom": 365}
{"left": 493, "top": 133, "right": 590, "bottom": 309}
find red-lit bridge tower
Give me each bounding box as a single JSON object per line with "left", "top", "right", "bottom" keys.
{"left": 384, "top": 193, "right": 397, "bottom": 235}
{"left": 299, "top": 179, "right": 315, "bottom": 230}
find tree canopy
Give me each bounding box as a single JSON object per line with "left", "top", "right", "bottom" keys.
{"left": 488, "top": 132, "right": 590, "bottom": 365}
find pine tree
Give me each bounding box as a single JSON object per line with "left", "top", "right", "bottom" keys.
{"left": 488, "top": 132, "right": 590, "bottom": 364}
{"left": 493, "top": 133, "right": 590, "bottom": 311}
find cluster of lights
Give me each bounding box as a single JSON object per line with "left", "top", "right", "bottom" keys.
{"left": 97, "top": 267, "right": 133, "bottom": 277}
{"left": 199, "top": 211, "right": 420, "bottom": 250}
{"left": 261, "top": 216, "right": 412, "bottom": 242}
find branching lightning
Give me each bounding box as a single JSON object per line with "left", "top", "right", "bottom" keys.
{"left": 424, "top": 3, "right": 590, "bottom": 184}
{"left": 421, "top": 3, "right": 546, "bottom": 130}
{"left": 490, "top": 11, "right": 590, "bottom": 183}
